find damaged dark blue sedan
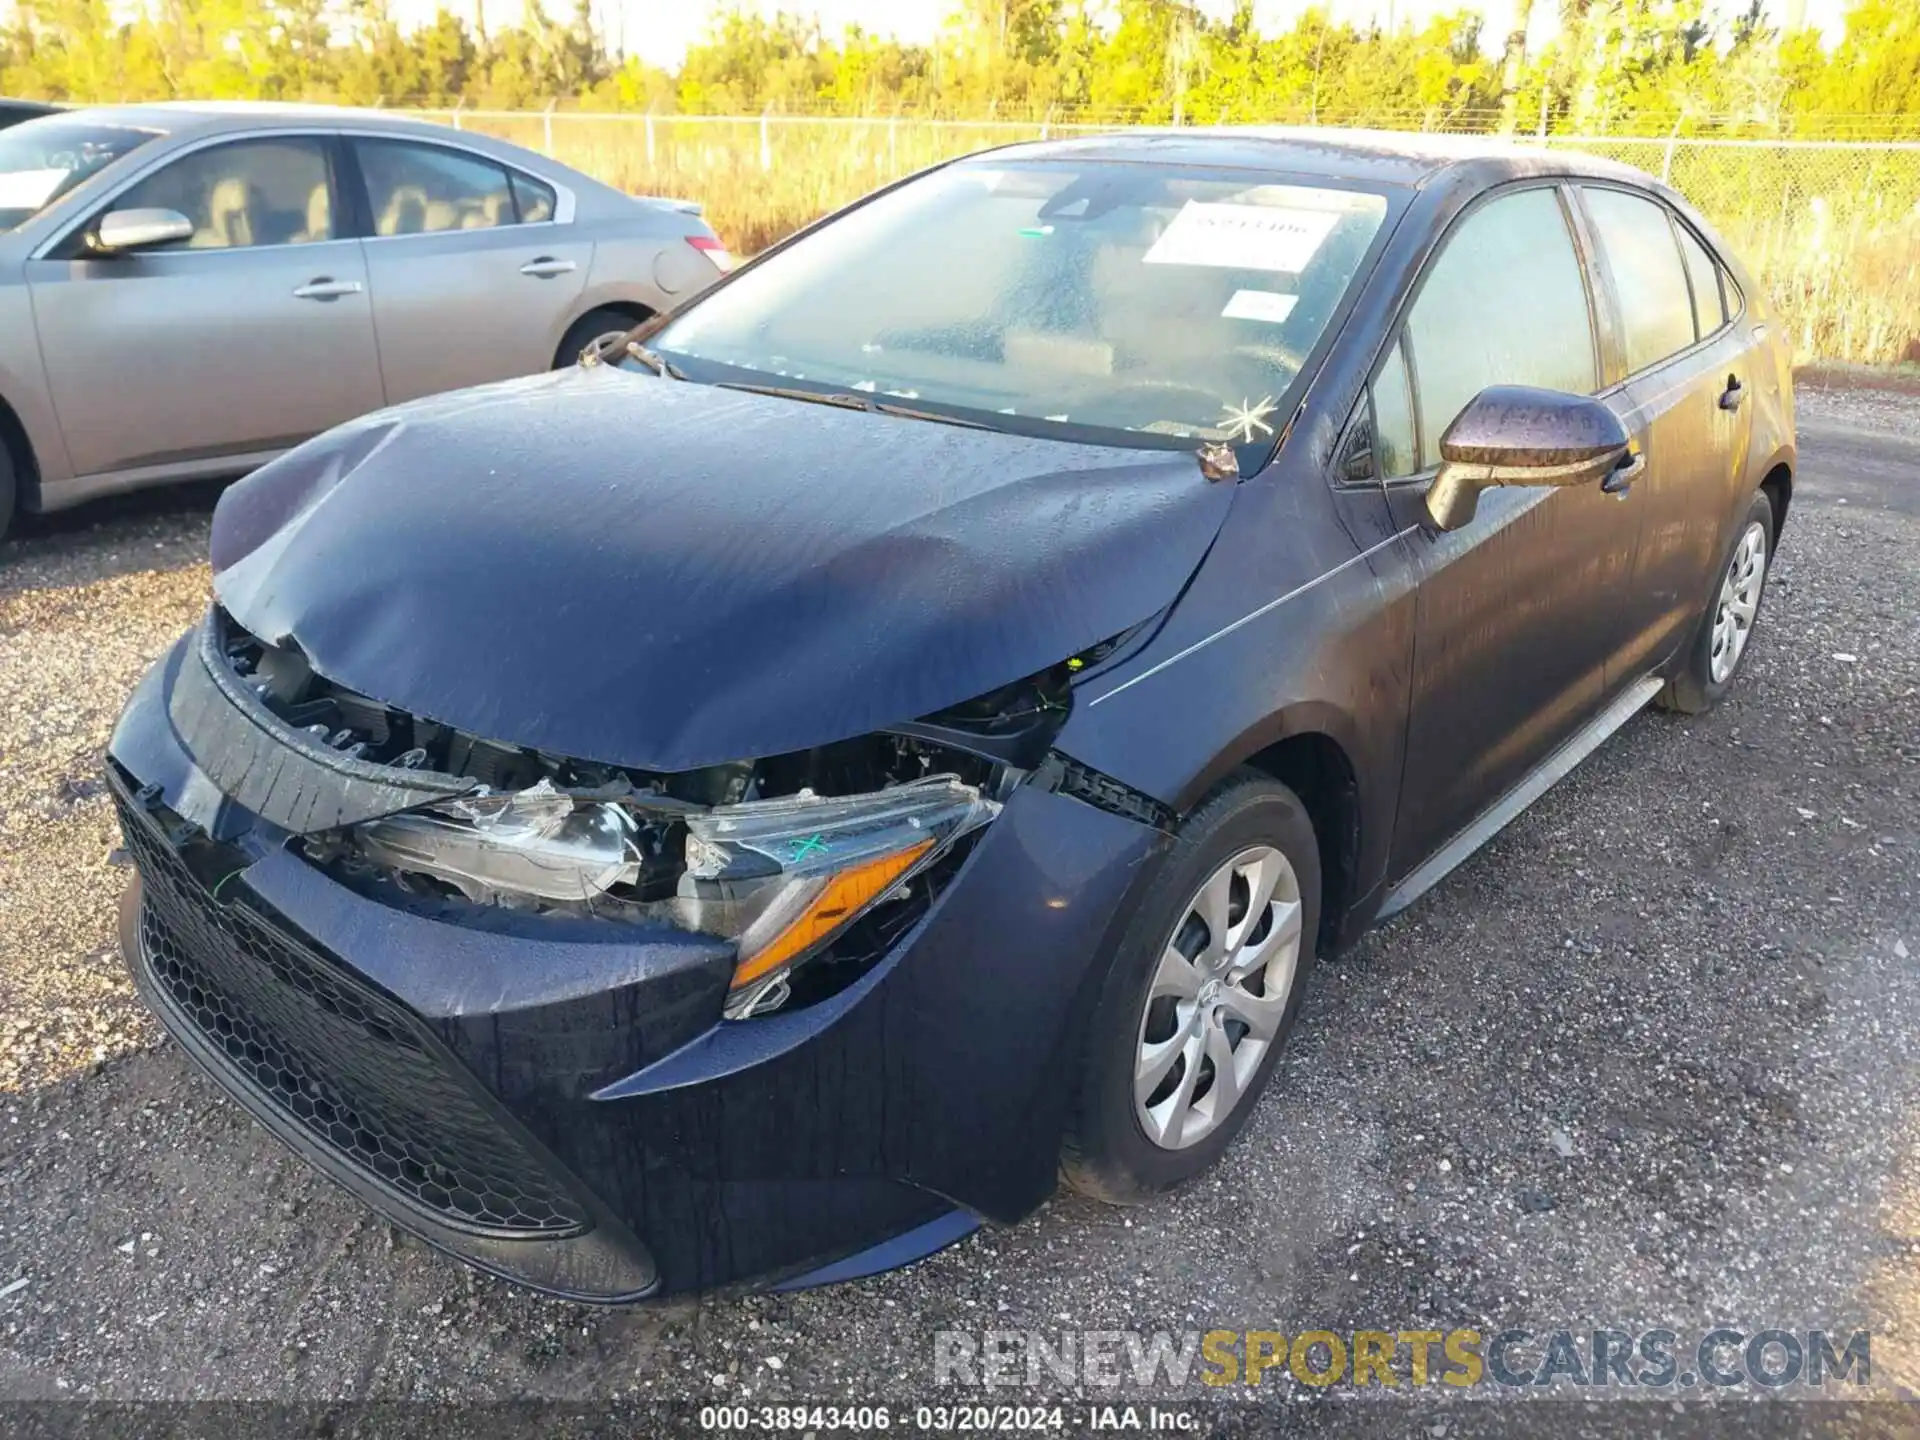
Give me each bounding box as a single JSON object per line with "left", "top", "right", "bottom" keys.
{"left": 108, "top": 130, "right": 1794, "bottom": 1299}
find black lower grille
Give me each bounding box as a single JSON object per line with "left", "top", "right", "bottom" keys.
{"left": 114, "top": 783, "right": 589, "bottom": 1239}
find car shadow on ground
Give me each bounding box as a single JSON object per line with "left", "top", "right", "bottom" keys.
{"left": 2, "top": 480, "right": 224, "bottom": 589}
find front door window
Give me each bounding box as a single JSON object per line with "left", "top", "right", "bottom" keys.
{"left": 114, "top": 138, "right": 336, "bottom": 249}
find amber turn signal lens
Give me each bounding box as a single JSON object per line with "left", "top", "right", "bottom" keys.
{"left": 728, "top": 839, "right": 934, "bottom": 991}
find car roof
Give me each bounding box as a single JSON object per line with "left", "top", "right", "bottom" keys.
{"left": 37, "top": 101, "right": 466, "bottom": 140}
{"left": 977, "top": 126, "right": 1654, "bottom": 189}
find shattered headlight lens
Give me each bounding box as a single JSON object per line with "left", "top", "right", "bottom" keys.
{"left": 350, "top": 773, "right": 999, "bottom": 1020}
{"left": 355, "top": 779, "right": 640, "bottom": 906}
{"left": 682, "top": 776, "right": 999, "bottom": 1017}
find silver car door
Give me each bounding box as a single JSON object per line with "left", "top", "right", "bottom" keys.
{"left": 24, "top": 134, "right": 384, "bottom": 480}
{"left": 349, "top": 137, "right": 591, "bottom": 404}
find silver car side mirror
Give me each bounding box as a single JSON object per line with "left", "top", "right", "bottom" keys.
{"left": 1425, "top": 385, "right": 1635, "bottom": 532}
{"left": 92, "top": 207, "right": 195, "bottom": 254}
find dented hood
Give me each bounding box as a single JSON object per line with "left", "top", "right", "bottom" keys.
{"left": 211, "top": 368, "right": 1234, "bottom": 772}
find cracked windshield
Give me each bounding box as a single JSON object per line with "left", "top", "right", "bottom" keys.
{"left": 654, "top": 159, "right": 1390, "bottom": 448}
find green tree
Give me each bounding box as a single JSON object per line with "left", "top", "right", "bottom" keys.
{"left": 0, "top": 0, "right": 1916, "bottom": 141}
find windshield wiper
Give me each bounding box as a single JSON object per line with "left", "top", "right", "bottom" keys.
{"left": 582, "top": 333, "right": 683, "bottom": 378}
{"left": 714, "top": 381, "right": 989, "bottom": 430}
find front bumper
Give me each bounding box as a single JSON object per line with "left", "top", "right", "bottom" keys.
{"left": 108, "top": 634, "right": 1166, "bottom": 1298}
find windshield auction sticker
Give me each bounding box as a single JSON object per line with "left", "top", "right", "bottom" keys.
{"left": 1144, "top": 201, "right": 1338, "bottom": 273}
{"left": 1221, "top": 289, "right": 1300, "bottom": 324}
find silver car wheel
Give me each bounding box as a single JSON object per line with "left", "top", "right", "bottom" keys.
{"left": 1133, "top": 844, "right": 1303, "bottom": 1151}
{"left": 1709, "top": 520, "right": 1769, "bottom": 684}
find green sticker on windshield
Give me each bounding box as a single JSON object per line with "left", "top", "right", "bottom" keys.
{"left": 1018, "top": 225, "right": 1055, "bottom": 237}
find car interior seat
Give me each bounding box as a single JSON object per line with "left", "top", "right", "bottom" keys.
{"left": 473, "top": 191, "right": 512, "bottom": 228}
{"left": 291, "top": 185, "right": 332, "bottom": 244}
{"left": 205, "top": 177, "right": 258, "bottom": 249}
{"left": 378, "top": 185, "right": 430, "bottom": 237}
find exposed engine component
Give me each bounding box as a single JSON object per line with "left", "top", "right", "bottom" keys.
{"left": 218, "top": 606, "right": 1005, "bottom": 809}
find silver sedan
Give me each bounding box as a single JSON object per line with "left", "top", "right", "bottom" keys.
{"left": 0, "top": 102, "right": 730, "bottom": 537}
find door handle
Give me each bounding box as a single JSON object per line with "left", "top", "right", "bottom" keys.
{"left": 293, "top": 277, "right": 363, "bottom": 300}
{"left": 519, "top": 257, "right": 577, "bottom": 278}
{"left": 1601, "top": 450, "right": 1644, "bottom": 497}
{"left": 1719, "top": 376, "right": 1745, "bottom": 411}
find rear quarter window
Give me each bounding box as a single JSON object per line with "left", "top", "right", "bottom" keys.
{"left": 510, "top": 171, "right": 555, "bottom": 223}
{"left": 1674, "top": 221, "right": 1728, "bottom": 339}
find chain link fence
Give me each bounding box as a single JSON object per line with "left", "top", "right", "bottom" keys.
{"left": 418, "top": 110, "right": 1920, "bottom": 365}
{"left": 1545, "top": 135, "right": 1920, "bottom": 365}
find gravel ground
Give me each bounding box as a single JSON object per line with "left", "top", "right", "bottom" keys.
{"left": 0, "top": 392, "right": 1914, "bottom": 1418}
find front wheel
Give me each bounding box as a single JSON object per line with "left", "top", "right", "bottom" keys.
{"left": 1061, "top": 772, "right": 1320, "bottom": 1204}
{"left": 1657, "top": 489, "right": 1776, "bottom": 714}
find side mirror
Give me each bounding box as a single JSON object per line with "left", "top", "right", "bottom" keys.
{"left": 1425, "top": 385, "right": 1635, "bottom": 532}
{"left": 91, "top": 207, "right": 194, "bottom": 254}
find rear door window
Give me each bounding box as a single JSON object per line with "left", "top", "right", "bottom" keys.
{"left": 1402, "top": 186, "right": 1598, "bottom": 468}
{"left": 355, "top": 140, "right": 517, "bottom": 236}
{"left": 1581, "top": 186, "right": 1698, "bottom": 372}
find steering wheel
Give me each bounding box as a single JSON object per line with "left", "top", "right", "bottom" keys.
{"left": 1056, "top": 375, "right": 1235, "bottom": 433}
{"left": 1090, "top": 374, "right": 1236, "bottom": 408}
{"left": 1230, "top": 339, "right": 1309, "bottom": 381}
{"left": 1092, "top": 375, "right": 1236, "bottom": 407}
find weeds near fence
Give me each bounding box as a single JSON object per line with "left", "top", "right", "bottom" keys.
{"left": 441, "top": 111, "right": 1920, "bottom": 366}
{"left": 1576, "top": 136, "right": 1920, "bottom": 366}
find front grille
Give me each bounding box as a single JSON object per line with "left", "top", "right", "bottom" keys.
{"left": 114, "top": 784, "right": 590, "bottom": 1239}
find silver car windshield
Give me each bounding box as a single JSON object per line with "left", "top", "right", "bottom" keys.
{"left": 655, "top": 159, "right": 1391, "bottom": 448}
{"left": 0, "top": 118, "right": 157, "bottom": 233}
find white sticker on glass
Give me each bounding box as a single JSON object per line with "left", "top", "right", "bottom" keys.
{"left": 1144, "top": 202, "right": 1339, "bottom": 273}
{"left": 1221, "top": 289, "right": 1300, "bottom": 324}
{"left": 0, "top": 168, "right": 68, "bottom": 210}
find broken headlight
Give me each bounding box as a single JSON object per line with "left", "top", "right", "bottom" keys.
{"left": 354, "top": 778, "right": 640, "bottom": 906}
{"left": 345, "top": 772, "right": 999, "bottom": 1020}
{"left": 684, "top": 776, "right": 999, "bottom": 1018}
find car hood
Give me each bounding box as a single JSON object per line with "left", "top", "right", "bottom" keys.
{"left": 211, "top": 367, "right": 1235, "bottom": 773}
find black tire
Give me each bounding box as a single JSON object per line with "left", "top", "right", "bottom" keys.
{"left": 552, "top": 307, "right": 647, "bottom": 370}
{"left": 1061, "top": 771, "right": 1321, "bottom": 1204}
{"left": 0, "top": 442, "right": 14, "bottom": 544}
{"left": 1656, "top": 489, "right": 1777, "bottom": 715}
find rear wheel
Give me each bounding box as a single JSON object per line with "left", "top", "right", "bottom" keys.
{"left": 1657, "top": 489, "right": 1776, "bottom": 714}
{"left": 1061, "top": 772, "right": 1320, "bottom": 1204}
{"left": 552, "top": 307, "right": 647, "bottom": 370}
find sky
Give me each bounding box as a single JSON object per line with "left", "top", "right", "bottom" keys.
{"left": 605, "top": 0, "right": 1852, "bottom": 68}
